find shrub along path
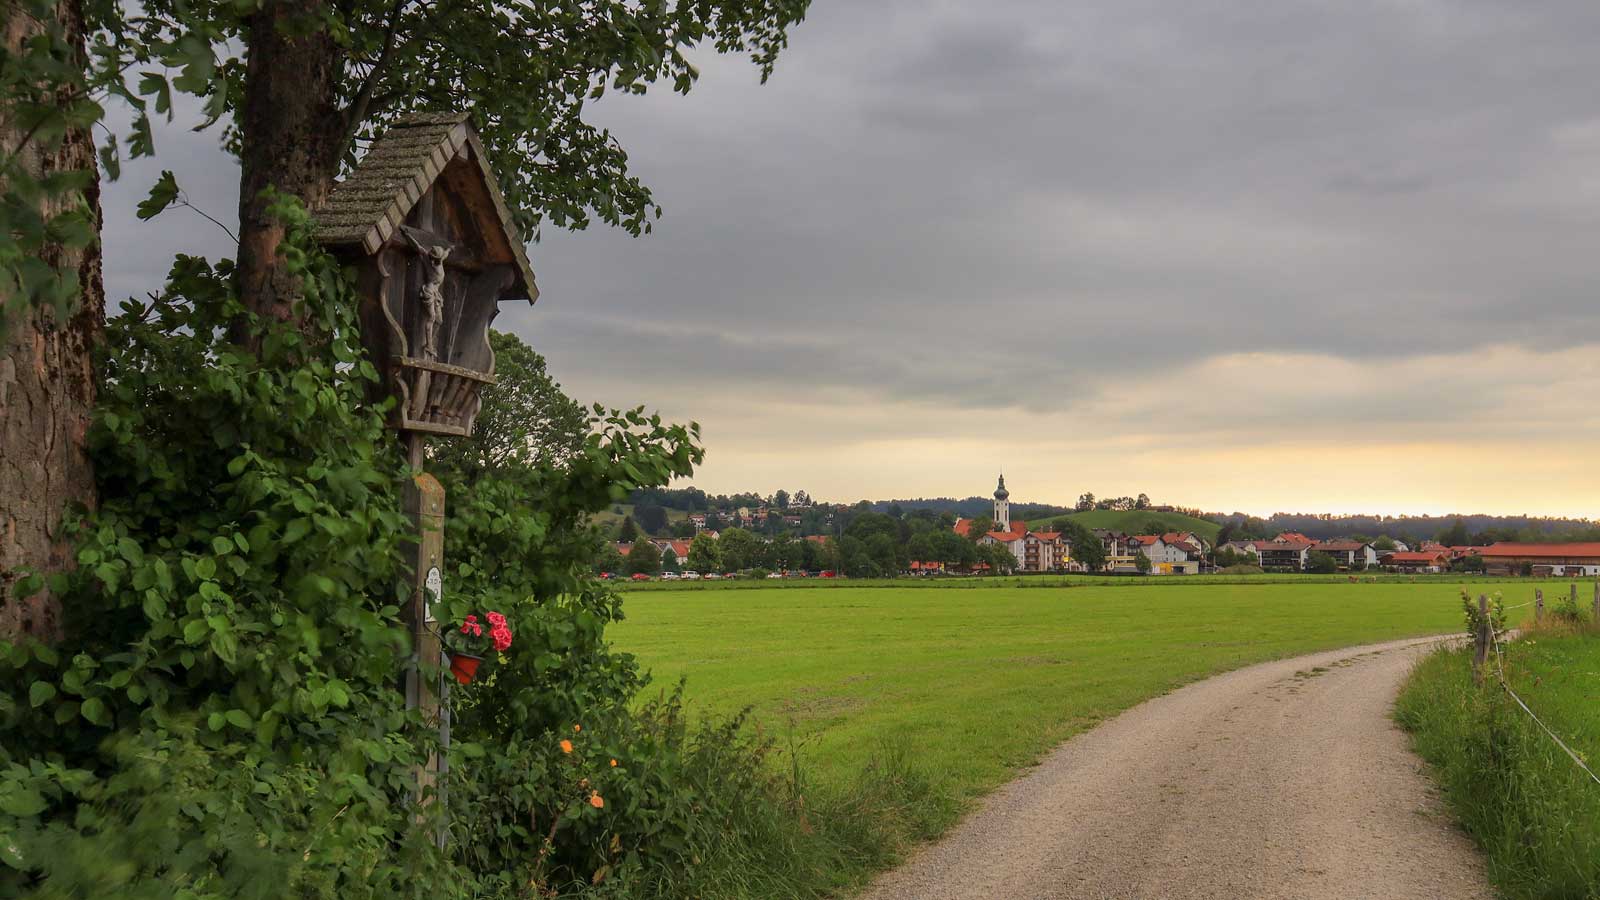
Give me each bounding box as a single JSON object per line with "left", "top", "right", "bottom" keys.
{"left": 862, "top": 636, "right": 1492, "bottom": 900}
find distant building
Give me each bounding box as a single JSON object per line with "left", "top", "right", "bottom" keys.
{"left": 1310, "top": 540, "right": 1378, "bottom": 570}
{"left": 950, "top": 475, "right": 1066, "bottom": 573}
{"left": 1381, "top": 551, "right": 1450, "bottom": 574}
{"left": 1478, "top": 543, "right": 1600, "bottom": 577}
{"left": 1131, "top": 535, "right": 1200, "bottom": 574}
{"left": 1256, "top": 535, "right": 1315, "bottom": 572}
{"left": 1095, "top": 530, "right": 1138, "bottom": 571}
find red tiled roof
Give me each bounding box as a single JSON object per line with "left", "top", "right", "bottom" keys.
{"left": 1479, "top": 542, "right": 1600, "bottom": 559}
{"left": 1132, "top": 535, "right": 1161, "bottom": 545}
{"left": 806, "top": 535, "right": 830, "bottom": 545}
{"left": 955, "top": 518, "right": 1026, "bottom": 538}
{"left": 1030, "top": 531, "right": 1061, "bottom": 540}
{"left": 1384, "top": 551, "right": 1449, "bottom": 563}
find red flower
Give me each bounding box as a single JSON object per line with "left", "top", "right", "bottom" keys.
{"left": 486, "top": 611, "right": 506, "bottom": 628}
{"left": 490, "top": 625, "right": 513, "bottom": 652}
{"left": 459, "top": 617, "right": 482, "bottom": 637}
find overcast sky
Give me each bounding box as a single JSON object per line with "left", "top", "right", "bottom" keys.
{"left": 102, "top": 0, "right": 1600, "bottom": 517}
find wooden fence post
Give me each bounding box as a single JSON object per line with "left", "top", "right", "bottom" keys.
{"left": 1473, "top": 594, "right": 1489, "bottom": 685}
{"left": 1592, "top": 581, "right": 1598, "bottom": 623}
{"left": 1535, "top": 588, "right": 1544, "bottom": 623}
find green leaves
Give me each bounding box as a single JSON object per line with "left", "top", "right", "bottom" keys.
{"left": 136, "top": 171, "right": 180, "bottom": 220}
{"left": 28, "top": 682, "right": 55, "bottom": 708}
{"left": 79, "top": 698, "right": 110, "bottom": 727}
{"left": 0, "top": 785, "right": 47, "bottom": 818}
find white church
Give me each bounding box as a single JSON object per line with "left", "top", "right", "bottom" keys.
{"left": 952, "top": 474, "right": 1067, "bottom": 572}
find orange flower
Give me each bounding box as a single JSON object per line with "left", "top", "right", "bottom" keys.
{"left": 560, "top": 739, "right": 573, "bottom": 754}
{"left": 589, "top": 792, "right": 604, "bottom": 809}
{"left": 609, "top": 759, "right": 618, "bottom": 767}
{"left": 573, "top": 724, "right": 582, "bottom": 733}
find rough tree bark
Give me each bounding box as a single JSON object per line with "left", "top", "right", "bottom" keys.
{"left": 234, "top": 0, "right": 346, "bottom": 332}
{"left": 0, "top": 0, "right": 103, "bottom": 641}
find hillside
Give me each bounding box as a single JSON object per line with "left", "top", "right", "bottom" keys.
{"left": 590, "top": 503, "right": 692, "bottom": 530}
{"left": 1053, "top": 509, "right": 1222, "bottom": 542}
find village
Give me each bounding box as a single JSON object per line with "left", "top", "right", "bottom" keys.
{"left": 610, "top": 475, "right": 1600, "bottom": 579}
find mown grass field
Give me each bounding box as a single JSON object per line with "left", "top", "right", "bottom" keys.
{"left": 611, "top": 580, "right": 1478, "bottom": 811}
{"left": 1397, "top": 619, "right": 1600, "bottom": 900}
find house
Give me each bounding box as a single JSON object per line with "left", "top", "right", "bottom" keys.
{"left": 1021, "top": 530, "right": 1065, "bottom": 572}
{"left": 687, "top": 513, "right": 707, "bottom": 529}
{"left": 1220, "top": 539, "right": 1264, "bottom": 563}
{"left": 1381, "top": 551, "right": 1450, "bottom": 573}
{"left": 1160, "top": 531, "right": 1210, "bottom": 553}
{"left": 1256, "top": 537, "right": 1314, "bottom": 572}
{"left": 1310, "top": 540, "right": 1378, "bottom": 571}
{"left": 1478, "top": 542, "right": 1600, "bottom": 577}
{"left": 976, "top": 522, "right": 1030, "bottom": 570}
{"left": 649, "top": 539, "right": 694, "bottom": 567}
{"left": 1094, "top": 530, "right": 1138, "bottom": 571}
{"left": 1130, "top": 535, "right": 1200, "bottom": 574}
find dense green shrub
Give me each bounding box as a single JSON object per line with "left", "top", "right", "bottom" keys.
{"left": 0, "top": 198, "right": 769, "bottom": 898}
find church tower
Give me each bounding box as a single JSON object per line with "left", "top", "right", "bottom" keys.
{"left": 993, "top": 473, "right": 1011, "bottom": 531}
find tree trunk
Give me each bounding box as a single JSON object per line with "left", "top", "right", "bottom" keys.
{"left": 0, "top": 0, "right": 103, "bottom": 641}
{"left": 235, "top": 0, "right": 345, "bottom": 333}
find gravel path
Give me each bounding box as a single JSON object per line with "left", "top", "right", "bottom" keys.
{"left": 862, "top": 636, "right": 1492, "bottom": 900}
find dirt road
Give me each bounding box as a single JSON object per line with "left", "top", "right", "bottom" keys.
{"left": 862, "top": 636, "right": 1492, "bottom": 900}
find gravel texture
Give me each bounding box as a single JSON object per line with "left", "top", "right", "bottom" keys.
{"left": 861, "top": 636, "right": 1492, "bottom": 900}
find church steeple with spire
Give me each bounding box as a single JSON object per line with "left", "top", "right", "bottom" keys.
{"left": 993, "top": 473, "right": 1011, "bottom": 530}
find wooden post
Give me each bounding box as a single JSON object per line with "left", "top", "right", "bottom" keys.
{"left": 404, "top": 442, "right": 446, "bottom": 799}
{"left": 1535, "top": 588, "right": 1543, "bottom": 623}
{"left": 1592, "top": 581, "right": 1598, "bottom": 623}
{"left": 1472, "top": 594, "right": 1489, "bottom": 685}
{"left": 1571, "top": 582, "right": 1578, "bottom": 611}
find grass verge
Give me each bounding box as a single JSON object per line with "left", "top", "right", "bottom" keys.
{"left": 1395, "top": 619, "right": 1600, "bottom": 900}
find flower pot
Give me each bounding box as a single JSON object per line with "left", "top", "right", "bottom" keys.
{"left": 449, "top": 653, "right": 484, "bottom": 684}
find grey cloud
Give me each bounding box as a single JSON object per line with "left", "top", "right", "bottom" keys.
{"left": 95, "top": 0, "right": 1600, "bottom": 455}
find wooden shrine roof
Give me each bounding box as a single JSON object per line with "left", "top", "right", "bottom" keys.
{"left": 315, "top": 111, "right": 538, "bottom": 302}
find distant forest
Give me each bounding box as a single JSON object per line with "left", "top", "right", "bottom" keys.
{"left": 866, "top": 497, "right": 1072, "bottom": 521}
{"left": 1207, "top": 512, "right": 1600, "bottom": 544}
{"left": 628, "top": 487, "right": 1598, "bottom": 545}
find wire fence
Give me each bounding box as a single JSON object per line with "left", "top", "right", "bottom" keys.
{"left": 1473, "top": 590, "right": 1600, "bottom": 789}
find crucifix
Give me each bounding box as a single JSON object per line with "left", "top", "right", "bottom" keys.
{"left": 312, "top": 112, "right": 539, "bottom": 847}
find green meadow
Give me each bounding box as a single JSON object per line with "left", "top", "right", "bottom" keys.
{"left": 611, "top": 580, "right": 1482, "bottom": 804}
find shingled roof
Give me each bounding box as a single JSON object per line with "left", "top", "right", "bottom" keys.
{"left": 314, "top": 111, "right": 538, "bottom": 302}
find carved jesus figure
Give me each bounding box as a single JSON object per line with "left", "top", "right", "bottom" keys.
{"left": 405, "top": 231, "right": 451, "bottom": 361}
